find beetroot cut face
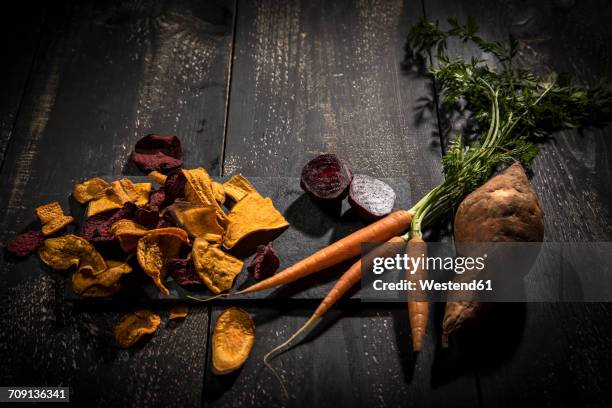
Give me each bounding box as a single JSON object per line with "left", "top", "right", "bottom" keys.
{"left": 348, "top": 174, "right": 396, "bottom": 221}
{"left": 300, "top": 154, "right": 352, "bottom": 201}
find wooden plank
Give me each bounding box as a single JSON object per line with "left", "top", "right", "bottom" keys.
{"left": 422, "top": 0, "right": 612, "bottom": 406}
{"left": 0, "top": 1, "right": 45, "bottom": 166}
{"left": 206, "top": 0, "right": 480, "bottom": 406}
{"left": 0, "top": 0, "right": 235, "bottom": 406}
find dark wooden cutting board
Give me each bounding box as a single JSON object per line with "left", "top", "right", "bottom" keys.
{"left": 64, "top": 176, "right": 413, "bottom": 302}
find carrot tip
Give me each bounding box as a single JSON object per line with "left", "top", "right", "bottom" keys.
{"left": 263, "top": 316, "right": 319, "bottom": 399}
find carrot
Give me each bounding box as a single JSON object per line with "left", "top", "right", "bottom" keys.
{"left": 188, "top": 210, "right": 412, "bottom": 305}
{"left": 238, "top": 210, "right": 412, "bottom": 295}
{"left": 406, "top": 238, "right": 428, "bottom": 352}
{"left": 264, "top": 236, "right": 406, "bottom": 396}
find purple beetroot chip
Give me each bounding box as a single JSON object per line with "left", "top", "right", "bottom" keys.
{"left": 108, "top": 202, "right": 138, "bottom": 224}
{"left": 81, "top": 212, "right": 116, "bottom": 242}
{"left": 348, "top": 174, "right": 396, "bottom": 221}
{"left": 7, "top": 230, "right": 44, "bottom": 257}
{"left": 247, "top": 242, "right": 280, "bottom": 281}
{"left": 300, "top": 154, "right": 352, "bottom": 201}
{"left": 167, "top": 258, "right": 204, "bottom": 288}
{"left": 131, "top": 134, "right": 183, "bottom": 173}
{"left": 163, "top": 169, "right": 186, "bottom": 205}
{"left": 80, "top": 202, "right": 138, "bottom": 242}
{"left": 134, "top": 205, "right": 159, "bottom": 229}
{"left": 149, "top": 187, "right": 166, "bottom": 207}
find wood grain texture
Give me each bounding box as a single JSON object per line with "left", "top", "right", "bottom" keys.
{"left": 208, "top": 0, "right": 479, "bottom": 406}
{"left": 0, "top": 0, "right": 234, "bottom": 406}
{"left": 423, "top": 0, "right": 612, "bottom": 406}
{"left": 0, "top": 2, "right": 45, "bottom": 167}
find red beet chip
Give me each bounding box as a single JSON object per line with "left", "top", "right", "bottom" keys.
{"left": 134, "top": 205, "right": 159, "bottom": 229}
{"left": 81, "top": 203, "right": 138, "bottom": 242}
{"left": 81, "top": 213, "right": 115, "bottom": 242}
{"left": 167, "top": 258, "right": 204, "bottom": 288}
{"left": 7, "top": 230, "right": 43, "bottom": 257}
{"left": 132, "top": 152, "right": 182, "bottom": 173}
{"left": 149, "top": 187, "right": 166, "bottom": 207}
{"left": 348, "top": 174, "right": 396, "bottom": 221}
{"left": 300, "top": 154, "right": 352, "bottom": 201}
{"left": 247, "top": 242, "right": 280, "bottom": 281}
{"left": 131, "top": 134, "right": 183, "bottom": 173}
{"left": 163, "top": 169, "right": 186, "bottom": 205}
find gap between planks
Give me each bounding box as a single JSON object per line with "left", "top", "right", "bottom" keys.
{"left": 203, "top": 0, "right": 240, "bottom": 405}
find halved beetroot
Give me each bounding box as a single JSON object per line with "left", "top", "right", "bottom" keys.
{"left": 300, "top": 154, "right": 352, "bottom": 201}
{"left": 348, "top": 174, "right": 396, "bottom": 221}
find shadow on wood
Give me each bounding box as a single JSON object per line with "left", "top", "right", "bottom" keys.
{"left": 430, "top": 302, "right": 526, "bottom": 387}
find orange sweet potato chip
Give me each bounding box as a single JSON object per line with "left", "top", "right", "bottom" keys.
{"left": 169, "top": 305, "right": 189, "bottom": 320}
{"left": 192, "top": 238, "right": 243, "bottom": 294}
{"left": 222, "top": 174, "right": 257, "bottom": 203}
{"left": 147, "top": 171, "right": 167, "bottom": 185}
{"left": 167, "top": 201, "right": 224, "bottom": 243}
{"left": 212, "top": 307, "right": 255, "bottom": 375}
{"left": 38, "top": 234, "right": 106, "bottom": 273}
{"left": 87, "top": 179, "right": 152, "bottom": 218}
{"left": 73, "top": 178, "right": 111, "bottom": 204}
{"left": 72, "top": 260, "right": 132, "bottom": 298}
{"left": 86, "top": 188, "right": 124, "bottom": 217}
{"left": 113, "top": 310, "right": 161, "bottom": 348}
{"left": 137, "top": 228, "right": 189, "bottom": 295}
{"left": 111, "top": 219, "right": 149, "bottom": 252}
{"left": 182, "top": 168, "right": 228, "bottom": 227}
{"left": 212, "top": 182, "right": 225, "bottom": 205}
{"left": 223, "top": 192, "right": 289, "bottom": 250}
{"left": 112, "top": 179, "right": 151, "bottom": 206}
{"left": 35, "top": 201, "right": 74, "bottom": 236}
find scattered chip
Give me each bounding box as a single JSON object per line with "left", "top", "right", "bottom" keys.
{"left": 247, "top": 242, "right": 280, "bottom": 281}
{"left": 134, "top": 206, "right": 160, "bottom": 229}
{"left": 113, "top": 179, "right": 151, "bottom": 206}
{"left": 212, "top": 307, "right": 255, "bottom": 375}
{"left": 73, "top": 178, "right": 111, "bottom": 204}
{"left": 167, "top": 201, "right": 224, "bottom": 243}
{"left": 149, "top": 188, "right": 166, "bottom": 207}
{"left": 113, "top": 310, "right": 161, "bottom": 348}
{"left": 131, "top": 134, "right": 183, "bottom": 173}
{"left": 164, "top": 170, "right": 187, "bottom": 205}
{"left": 147, "top": 171, "right": 167, "bottom": 185}
{"left": 223, "top": 175, "right": 257, "bottom": 203}
{"left": 137, "top": 228, "right": 189, "bottom": 295}
{"left": 87, "top": 180, "right": 150, "bottom": 218}
{"left": 169, "top": 305, "right": 189, "bottom": 320}
{"left": 223, "top": 192, "right": 289, "bottom": 250}
{"left": 86, "top": 188, "right": 124, "bottom": 218}
{"left": 35, "top": 201, "right": 74, "bottom": 236}
{"left": 72, "top": 260, "right": 132, "bottom": 297}
{"left": 38, "top": 234, "right": 106, "bottom": 273}
{"left": 7, "top": 230, "right": 44, "bottom": 257}
{"left": 111, "top": 219, "right": 149, "bottom": 252}
{"left": 157, "top": 210, "right": 178, "bottom": 229}
{"left": 81, "top": 203, "right": 139, "bottom": 242}
{"left": 182, "top": 168, "right": 228, "bottom": 227}
{"left": 167, "top": 257, "right": 203, "bottom": 288}
{"left": 192, "top": 238, "right": 243, "bottom": 294}
{"left": 212, "top": 182, "right": 225, "bottom": 205}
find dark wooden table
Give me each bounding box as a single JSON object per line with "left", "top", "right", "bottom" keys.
{"left": 1, "top": 0, "right": 611, "bottom": 407}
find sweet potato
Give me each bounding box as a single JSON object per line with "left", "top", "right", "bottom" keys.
{"left": 442, "top": 163, "right": 544, "bottom": 347}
